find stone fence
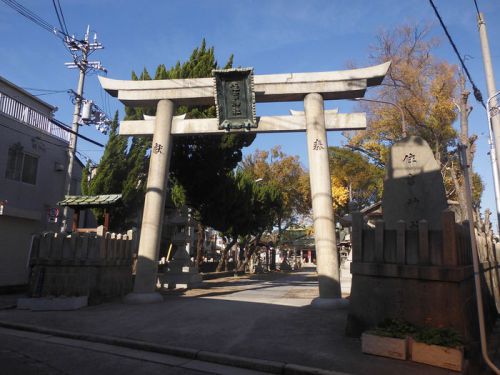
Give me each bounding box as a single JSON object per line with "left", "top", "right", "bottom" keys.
{"left": 351, "top": 210, "right": 473, "bottom": 268}
{"left": 347, "top": 210, "right": 500, "bottom": 340}
{"left": 28, "top": 227, "right": 137, "bottom": 304}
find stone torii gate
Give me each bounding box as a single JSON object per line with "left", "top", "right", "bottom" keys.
{"left": 99, "top": 61, "right": 390, "bottom": 304}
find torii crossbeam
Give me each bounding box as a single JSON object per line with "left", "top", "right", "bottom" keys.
{"left": 99, "top": 61, "right": 390, "bottom": 304}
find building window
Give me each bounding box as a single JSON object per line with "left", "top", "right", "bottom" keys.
{"left": 5, "top": 143, "right": 38, "bottom": 185}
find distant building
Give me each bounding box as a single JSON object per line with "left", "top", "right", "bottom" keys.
{"left": 0, "top": 76, "right": 83, "bottom": 289}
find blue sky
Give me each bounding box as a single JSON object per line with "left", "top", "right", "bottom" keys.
{"left": 1, "top": 0, "right": 500, "bottom": 224}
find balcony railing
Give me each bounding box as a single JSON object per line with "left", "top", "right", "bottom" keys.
{"left": 0, "top": 92, "right": 70, "bottom": 142}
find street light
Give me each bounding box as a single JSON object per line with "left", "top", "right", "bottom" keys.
{"left": 351, "top": 98, "right": 407, "bottom": 138}
{"left": 486, "top": 91, "right": 500, "bottom": 233}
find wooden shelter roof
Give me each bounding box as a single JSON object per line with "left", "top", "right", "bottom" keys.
{"left": 58, "top": 194, "right": 122, "bottom": 209}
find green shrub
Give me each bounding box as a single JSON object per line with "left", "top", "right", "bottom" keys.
{"left": 368, "top": 318, "right": 417, "bottom": 339}
{"left": 413, "top": 327, "right": 463, "bottom": 348}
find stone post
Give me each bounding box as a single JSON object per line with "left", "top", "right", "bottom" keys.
{"left": 124, "top": 99, "right": 175, "bottom": 303}
{"left": 304, "top": 93, "right": 342, "bottom": 300}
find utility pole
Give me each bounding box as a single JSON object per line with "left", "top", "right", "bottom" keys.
{"left": 62, "top": 26, "right": 105, "bottom": 232}
{"left": 477, "top": 12, "right": 500, "bottom": 233}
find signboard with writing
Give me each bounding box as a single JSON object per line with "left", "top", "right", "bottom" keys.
{"left": 213, "top": 68, "right": 256, "bottom": 130}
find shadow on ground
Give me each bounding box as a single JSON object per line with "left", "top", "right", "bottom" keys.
{"left": 0, "top": 270, "right": 451, "bottom": 375}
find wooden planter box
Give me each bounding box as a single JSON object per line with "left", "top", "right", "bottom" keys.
{"left": 410, "top": 339, "right": 464, "bottom": 372}
{"left": 361, "top": 333, "right": 408, "bottom": 360}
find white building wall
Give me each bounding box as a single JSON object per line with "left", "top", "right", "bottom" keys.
{"left": 0, "top": 77, "right": 82, "bottom": 287}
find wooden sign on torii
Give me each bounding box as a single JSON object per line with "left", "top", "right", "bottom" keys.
{"left": 99, "top": 61, "right": 390, "bottom": 304}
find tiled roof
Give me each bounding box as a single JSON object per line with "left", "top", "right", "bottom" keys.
{"left": 58, "top": 194, "right": 122, "bottom": 208}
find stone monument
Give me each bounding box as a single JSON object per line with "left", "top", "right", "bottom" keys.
{"left": 347, "top": 136, "right": 480, "bottom": 338}
{"left": 382, "top": 135, "right": 448, "bottom": 230}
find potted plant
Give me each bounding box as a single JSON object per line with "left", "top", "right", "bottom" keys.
{"left": 409, "top": 327, "right": 464, "bottom": 372}
{"left": 362, "top": 319, "right": 417, "bottom": 360}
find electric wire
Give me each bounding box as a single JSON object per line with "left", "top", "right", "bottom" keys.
{"left": 0, "top": 121, "right": 69, "bottom": 150}
{"left": 0, "top": 0, "right": 67, "bottom": 39}
{"left": 21, "top": 87, "right": 69, "bottom": 97}
{"left": 49, "top": 118, "right": 104, "bottom": 147}
{"left": 76, "top": 150, "right": 96, "bottom": 166}
{"left": 0, "top": 120, "right": 99, "bottom": 170}
{"left": 56, "top": 0, "right": 69, "bottom": 36}
{"left": 52, "top": 0, "right": 66, "bottom": 37}
{"left": 32, "top": 91, "right": 68, "bottom": 97}
{"left": 428, "top": 0, "right": 486, "bottom": 108}
{"left": 0, "top": 115, "right": 103, "bottom": 148}
{"left": 473, "top": 0, "right": 481, "bottom": 16}
{"left": 22, "top": 87, "right": 67, "bottom": 93}
{"left": 1, "top": 0, "right": 54, "bottom": 32}
{"left": 99, "top": 86, "right": 111, "bottom": 119}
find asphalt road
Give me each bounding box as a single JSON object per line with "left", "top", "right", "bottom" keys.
{"left": 0, "top": 268, "right": 458, "bottom": 375}
{"left": 0, "top": 327, "right": 268, "bottom": 375}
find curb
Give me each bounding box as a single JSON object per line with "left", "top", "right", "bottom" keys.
{"left": 0, "top": 320, "right": 350, "bottom": 375}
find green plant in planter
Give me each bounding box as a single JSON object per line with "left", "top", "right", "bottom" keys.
{"left": 413, "top": 327, "right": 463, "bottom": 348}
{"left": 369, "top": 318, "right": 418, "bottom": 339}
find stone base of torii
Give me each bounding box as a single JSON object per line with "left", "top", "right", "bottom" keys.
{"left": 99, "top": 61, "right": 390, "bottom": 306}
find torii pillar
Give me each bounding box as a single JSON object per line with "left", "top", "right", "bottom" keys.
{"left": 305, "top": 93, "right": 341, "bottom": 299}
{"left": 99, "top": 61, "right": 390, "bottom": 304}
{"left": 124, "top": 99, "right": 174, "bottom": 303}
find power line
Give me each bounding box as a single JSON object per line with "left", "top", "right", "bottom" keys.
{"left": 0, "top": 0, "right": 67, "bottom": 39}
{"left": 1, "top": 120, "right": 100, "bottom": 170}
{"left": 22, "top": 87, "right": 67, "bottom": 93}
{"left": 473, "top": 0, "right": 481, "bottom": 16}
{"left": 0, "top": 121, "right": 69, "bottom": 150}
{"left": 58, "top": 3, "right": 69, "bottom": 36}
{"left": 19, "top": 87, "right": 69, "bottom": 97}
{"left": 49, "top": 118, "right": 104, "bottom": 147}
{"left": 32, "top": 91, "right": 68, "bottom": 97}
{"left": 56, "top": 0, "right": 69, "bottom": 36}
{"left": 52, "top": 0, "right": 66, "bottom": 36}
{"left": 76, "top": 150, "right": 97, "bottom": 166}
{"left": 0, "top": 115, "right": 103, "bottom": 148}
{"left": 428, "top": 0, "right": 486, "bottom": 108}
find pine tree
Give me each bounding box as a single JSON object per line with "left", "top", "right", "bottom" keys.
{"left": 117, "top": 40, "right": 256, "bottom": 267}
{"left": 92, "top": 41, "right": 255, "bottom": 237}
{"left": 81, "top": 160, "right": 91, "bottom": 196}
{"left": 120, "top": 136, "right": 149, "bottom": 228}
{"left": 85, "top": 111, "right": 128, "bottom": 230}
{"left": 125, "top": 40, "right": 255, "bottom": 225}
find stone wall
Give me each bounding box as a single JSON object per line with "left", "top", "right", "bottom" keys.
{"left": 346, "top": 210, "right": 500, "bottom": 340}
{"left": 28, "top": 228, "right": 136, "bottom": 304}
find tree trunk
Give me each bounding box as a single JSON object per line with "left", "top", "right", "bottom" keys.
{"left": 235, "top": 238, "right": 247, "bottom": 272}
{"left": 270, "top": 247, "right": 276, "bottom": 270}
{"left": 459, "top": 73, "right": 473, "bottom": 166}
{"left": 237, "top": 234, "right": 262, "bottom": 272}
{"left": 450, "top": 165, "right": 468, "bottom": 222}
{"left": 195, "top": 222, "right": 205, "bottom": 268}
{"left": 216, "top": 238, "right": 236, "bottom": 272}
